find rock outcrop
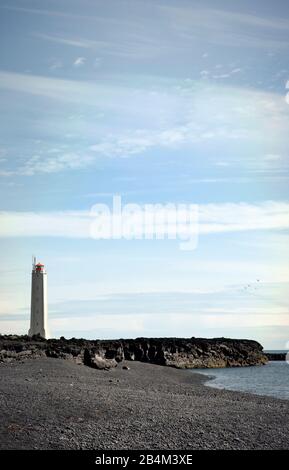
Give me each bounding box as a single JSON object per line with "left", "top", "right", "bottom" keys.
{"left": 0, "top": 335, "right": 267, "bottom": 369}
{"left": 122, "top": 337, "right": 267, "bottom": 368}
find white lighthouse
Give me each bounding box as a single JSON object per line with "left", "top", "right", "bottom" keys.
{"left": 28, "top": 257, "right": 49, "bottom": 339}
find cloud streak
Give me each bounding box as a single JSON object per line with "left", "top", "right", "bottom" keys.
{"left": 0, "top": 201, "right": 288, "bottom": 238}
{"left": 33, "top": 33, "right": 102, "bottom": 49}
{"left": 0, "top": 70, "right": 288, "bottom": 176}
{"left": 19, "top": 153, "right": 94, "bottom": 175}
{"left": 161, "top": 5, "right": 289, "bottom": 49}
{"left": 28, "top": 4, "right": 289, "bottom": 54}
{"left": 73, "top": 57, "right": 86, "bottom": 67}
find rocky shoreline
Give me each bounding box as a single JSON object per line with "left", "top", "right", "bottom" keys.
{"left": 0, "top": 335, "right": 267, "bottom": 369}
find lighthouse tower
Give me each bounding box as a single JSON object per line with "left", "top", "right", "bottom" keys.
{"left": 28, "top": 257, "right": 49, "bottom": 339}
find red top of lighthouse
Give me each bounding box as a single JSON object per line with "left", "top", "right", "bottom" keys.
{"left": 35, "top": 262, "right": 44, "bottom": 272}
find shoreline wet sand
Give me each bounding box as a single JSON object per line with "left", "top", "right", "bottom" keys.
{"left": 0, "top": 358, "right": 288, "bottom": 450}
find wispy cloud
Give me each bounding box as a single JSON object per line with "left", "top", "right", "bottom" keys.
{"left": 3, "top": 2, "right": 289, "bottom": 70}
{"left": 0, "top": 70, "right": 101, "bottom": 103}
{"left": 32, "top": 32, "right": 167, "bottom": 59}
{"left": 1, "top": 4, "right": 140, "bottom": 29}
{"left": 28, "top": 3, "right": 289, "bottom": 56}
{"left": 19, "top": 153, "right": 94, "bottom": 176}
{"left": 201, "top": 67, "right": 244, "bottom": 81}
{"left": 205, "top": 8, "right": 289, "bottom": 31}
{"left": 89, "top": 125, "right": 248, "bottom": 158}
{"left": 5, "top": 3, "right": 289, "bottom": 32}
{"left": 0, "top": 71, "right": 288, "bottom": 176}
{"left": 161, "top": 5, "right": 289, "bottom": 49}
{"left": 0, "top": 5, "right": 95, "bottom": 21}
{"left": 33, "top": 33, "right": 100, "bottom": 49}
{"left": 73, "top": 57, "right": 86, "bottom": 67}
{"left": 0, "top": 201, "right": 288, "bottom": 238}
{"left": 264, "top": 154, "right": 282, "bottom": 161}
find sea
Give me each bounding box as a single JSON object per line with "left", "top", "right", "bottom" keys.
{"left": 195, "top": 351, "right": 289, "bottom": 400}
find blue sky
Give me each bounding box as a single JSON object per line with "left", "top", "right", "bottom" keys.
{"left": 0, "top": 0, "right": 289, "bottom": 348}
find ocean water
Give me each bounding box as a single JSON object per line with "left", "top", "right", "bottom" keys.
{"left": 195, "top": 361, "right": 289, "bottom": 400}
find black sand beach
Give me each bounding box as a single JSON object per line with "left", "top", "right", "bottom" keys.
{"left": 0, "top": 358, "right": 288, "bottom": 450}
